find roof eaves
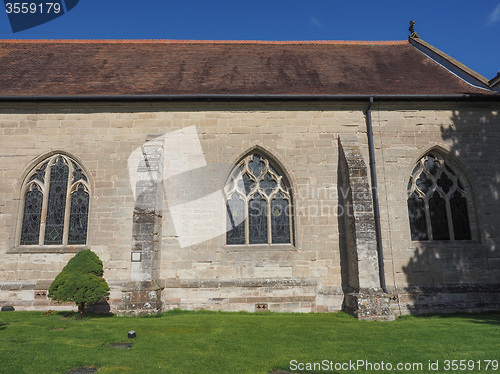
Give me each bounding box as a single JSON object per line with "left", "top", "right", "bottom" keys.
{"left": 0, "top": 94, "right": 499, "bottom": 102}
{"left": 409, "top": 37, "right": 491, "bottom": 89}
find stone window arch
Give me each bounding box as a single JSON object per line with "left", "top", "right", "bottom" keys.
{"left": 225, "top": 152, "right": 293, "bottom": 245}
{"left": 407, "top": 151, "right": 473, "bottom": 241}
{"left": 18, "top": 153, "right": 90, "bottom": 246}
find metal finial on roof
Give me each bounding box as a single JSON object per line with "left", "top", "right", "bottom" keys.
{"left": 409, "top": 20, "right": 420, "bottom": 39}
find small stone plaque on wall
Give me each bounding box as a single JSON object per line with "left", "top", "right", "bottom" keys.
{"left": 131, "top": 252, "right": 142, "bottom": 262}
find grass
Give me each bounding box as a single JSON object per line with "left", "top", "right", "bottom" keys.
{"left": 0, "top": 310, "right": 499, "bottom": 374}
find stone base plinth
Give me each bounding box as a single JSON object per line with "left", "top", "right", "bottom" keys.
{"left": 345, "top": 290, "right": 394, "bottom": 321}
{"left": 118, "top": 281, "right": 163, "bottom": 315}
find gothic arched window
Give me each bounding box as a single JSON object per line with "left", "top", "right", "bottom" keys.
{"left": 225, "top": 153, "right": 293, "bottom": 245}
{"left": 407, "top": 152, "right": 473, "bottom": 241}
{"left": 19, "top": 154, "right": 90, "bottom": 246}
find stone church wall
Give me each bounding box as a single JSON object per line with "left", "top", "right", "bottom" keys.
{"left": 373, "top": 103, "right": 500, "bottom": 314}
{"left": 0, "top": 101, "right": 498, "bottom": 316}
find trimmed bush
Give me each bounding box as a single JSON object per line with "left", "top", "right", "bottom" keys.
{"left": 63, "top": 248, "right": 105, "bottom": 276}
{"left": 48, "top": 249, "right": 110, "bottom": 315}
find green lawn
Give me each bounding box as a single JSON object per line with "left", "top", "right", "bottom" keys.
{"left": 0, "top": 310, "right": 499, "bottom": 374}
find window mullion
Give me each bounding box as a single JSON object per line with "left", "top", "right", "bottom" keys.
{"left": 266, "top": 196, "right": 272, "bottom": 244}
{"left": 424, "top": 196, "right": 433, "bottom": 241}
{"left": 244, "top": 195, "right": 249, "bottom": 245}
{"left": 445, "top": 197, "right": 455, "bottom": 240}
{"left": 62, "top": 161, "right": 74, "bottom": 245}
{"left": 38, "top": 159, "right": 54, "bottom": 245}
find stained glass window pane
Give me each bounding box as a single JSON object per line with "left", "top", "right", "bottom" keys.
{"left": 72, "top": 162, "right": 87, "bottom": 183}
{"left": 260, "top": 173, "right": 277, "bottom": 196}
{"left": 231, "top": 164, "right": 243, "bottom": 179}
{"left": 450, "top": 192, "right": 471, "bottom": 240}
{"left": 437, "top": 173, "right": 453, "bottom": 194}
{"left": 20, "top": 185, "right": 43, "bottom": 245}
{"left": 226, "top": 194, "right": 245, "bottom": 245}
{"left": 68, "top": 184, "right": 89, "bottom": 245}
{"left": 424, "top": 154, "right": 440, "bottom": 176}
{"left": 416, "top": 172, "right": 433, "bottom": 195}
{"left": 248, "top": 194, "right": 267, "bottom": 244}
{"left": 429, "top": 191, "right": 449, "bottom": 240}
{"left": 407, "top": 192, "right": 428, "bottom": 241}
{"left": 271, "top": 193, "right": 290, "bottom": 244}
{"left": 248, "top": 154, "right": 265, "bottom": 177}
{"left": 241, "top": 173, "right": 255, "bottom": 196}
{"left": 280, "top": 179, "right": 288, "bottom": 191}
{"left": 29, "top": 163, "right": 46, "bottom": 183}
{"left": 44, "top": 157, "right": 69, "bottom": 245}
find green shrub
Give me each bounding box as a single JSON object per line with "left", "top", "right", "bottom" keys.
{"left": 48, "top": 249, "right": 110, "bottom": 315}
{"left": 63, "top": 248, "right": 105, "bottom": 276}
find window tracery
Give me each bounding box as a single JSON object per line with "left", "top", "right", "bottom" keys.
{"left": 20, "top": 154, "right": 90, "bottom": 246}
{"left": 407, "top": 152, "right": 472, "bottom": 241}
{"left": 225, "top": 153, "right": 293, "bottom": 245}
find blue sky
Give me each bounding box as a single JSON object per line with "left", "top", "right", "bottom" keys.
{"left": 1, "top": 0, "right": 499, "bottom": 79}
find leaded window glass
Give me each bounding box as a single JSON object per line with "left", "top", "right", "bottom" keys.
{"left": 20, "top": 185, "right": 43, "bottom": 245}
{"left": 271, "top": 192, "right": 291, "bottom": 244}
{"left": 225, "top": 153, "right": 293, "bottom": 245}
{"left": 19, "top": 154, "right": 90, "bottom": 246}
{"left": 44, "top": 157, "right": 69, "bottom": 245}
{"left": 407, "top": 153, "right": 472, "bottom": 241}
{"left": 68, "top": 184, "right": 90, "bottom": 245}
{"left": 226, "top": 194, "right": 245, "bottom": 245}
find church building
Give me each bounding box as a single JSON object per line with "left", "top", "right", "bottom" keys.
{"left": 0, "top": 33, "right": 499, "bottom": 319}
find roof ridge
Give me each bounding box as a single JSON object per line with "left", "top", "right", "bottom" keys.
{"left": 0, "top": 39, "right": 409, "bottom": 45}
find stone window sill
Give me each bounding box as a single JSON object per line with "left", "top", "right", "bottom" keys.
{"left": 225, "top": 243, "right": 297, "bottom": 252}
{"left": 7, "top": 245, "right": 87, "bottom": 254}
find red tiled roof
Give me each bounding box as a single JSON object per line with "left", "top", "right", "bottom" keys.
{"left": 0, "top": 39, "right": 496, "bottom": 97}
{"left": 0, "top": 39, "right": 409, "bottom": 45}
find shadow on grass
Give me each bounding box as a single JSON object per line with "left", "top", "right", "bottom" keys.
{"left": 148, "top": 308, "right": 256, "bottom": 318}
{"left": 152, "top": 309, "right": 358, "bottom": 320}
{"left": 0, "top": 322, "right": 8, "bottom": 330}
{"left": 55, "top": 311, "right": 114, "bottom": 319}
{"left": 437, "top": 311, "right": 500, "bottom": 325}
{"left": 398, "top": 311, "right": 500, "bottom": 325}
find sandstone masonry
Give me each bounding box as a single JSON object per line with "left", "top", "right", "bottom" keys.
{"left": 0, "top": 101, "right": 498, "bottom": 317}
